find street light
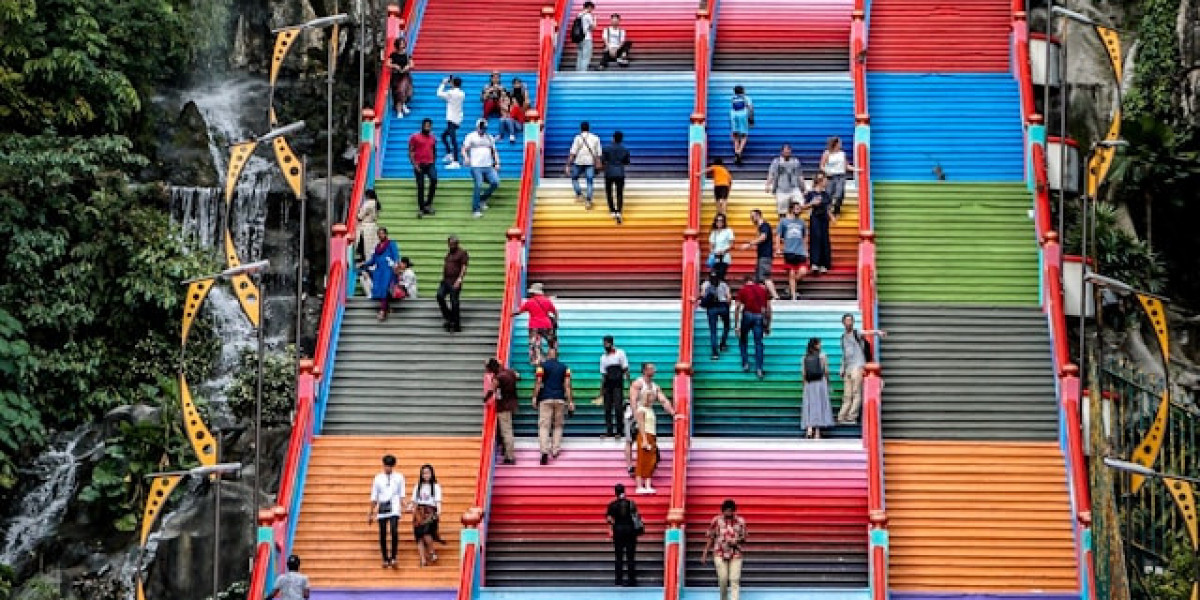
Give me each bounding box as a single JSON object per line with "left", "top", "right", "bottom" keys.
{"left": 146, "top": 462, "right": 243, "bottom": 600}
{"left": 1077, "top": 138, "right": 1128, "bottom": 385}
{"left": 181, "top": 259, "right": 271, "bottom": 552}
{"left": 1050, "top": 5, "right": 1097, "bottom": 26}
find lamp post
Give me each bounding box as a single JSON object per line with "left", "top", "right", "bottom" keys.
{"left": 183, "top": 260, "right": 270, "bottom": 551}
{"left": 1078, "top": 139, "right": 1128, "bottom": 380}
{"left": 146, "top": 463, "right": 243, "bottom": 600}
{"left": 1104, "top": 457, "right": 1200, "bottom": 486}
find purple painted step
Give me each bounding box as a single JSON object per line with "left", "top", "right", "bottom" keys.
{"left": 311, "top": 590, "right": 456, "bottom": 600}
{"left": 892, "top": 595, "right": 1080, "bottom": 600}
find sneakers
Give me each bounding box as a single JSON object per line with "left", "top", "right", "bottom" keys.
{"left": 756, "top": 369, "right": 765, "bottom": 380}
{"left": 614, "top": 212, "right": 623, "bottom": 224}
{"left": 540, "top": 453, "right": 549, "bottom": 465}
{"left": 711, "top": 353, "right": 720, "bottom": 360}
{"left": 502, "top": 458, "right": 516, "bottom": 465}
{"left": 442, "top": 153, "right": 454, "bottom": 164}
{"left": 584, "top": 200, "right": 593, "bottom": 210}
{"left": 636, "top": 486, "right": 656, "bottom": 494}
{"left": 481, "top": 202, "right": 489, "bottom": 211}
{"left": 447, "top": 161, "right": 462, "bottom": 169}
{"left": 473, "top": 211, "right": 483, "bottom": 218}
{"left": 395, "top": 108, "right": 404, "bottom": 119}
{"left": 575, "top": 194, "right": 584, "bottom": 203}
{"left": 509, "top": 135, "right": 516, "bottom": 143}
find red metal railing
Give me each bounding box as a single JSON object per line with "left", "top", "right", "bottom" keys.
{"left": 371, "top": 5, "right": 408, "bottom": 179}
{"left": 851, "top": 4, "right": 888, "bottom": 599}
{"left": 1012, "top": 9, "right": 1036, "bottom": 123}
{"left": 456, "top": 9, "right": 557, "bottom": 599}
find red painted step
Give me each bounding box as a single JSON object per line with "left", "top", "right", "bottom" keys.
{"left": 867, "top": 0, "right": 1012, "bottom": 72}
{"left": 713, "top": 0, "right": 853, "bottom": 71}
{"left": 559, "top": 0, "right": 696, "bottom": 71}
{"left": 414, "top": 0, "right": 545, "bottom": 72}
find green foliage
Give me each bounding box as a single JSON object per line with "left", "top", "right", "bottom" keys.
{"left": 209, "top": 580, "right": 248, "bottom": 600}
{"left": 226, "top": 346, "right": 297, "bottom": 427}
{"left": 0, "top": 309, "right": 40, "bottom": 490}
{"left": 1133, "top": 535, "right": 1199, "bottom": 600}
{"left": 0, "top": 0, "right": 191, "bottom": 134}
{"left": 1065, "top": 202, "right": 1167, "bottom": 295}
{"left": 1124, "top": 0, "right": 1183, "bottom": 122}
{"left": 0, "top": 563, "right": 13, "bottom": 600}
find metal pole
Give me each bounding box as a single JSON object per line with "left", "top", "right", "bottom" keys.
{"left": 327, "top": 60, "right": 335, "bottom": 272}
{"left": 357, "top": 0, "right": 365, "bottom": 118}
{"left": 296, "top": 155, "right": 308, "bottom": 365}
{"left": 1080, "top": 190, "right": 1089, "bottom": 373}
{"left": 1044, "top": 0, "right": 1053, "bottom": 122}
{"left": 212, "top": 427, "right": 222, "bottom": 600}
{"left": 1058, "top": 20, "right": 1069, "bottom": 242}
{"left": 255, "top": 272, "right": 266, "bottom": 513}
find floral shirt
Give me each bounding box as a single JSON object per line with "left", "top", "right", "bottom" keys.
{"left": 708, "top": 514, "right": 747, "bottom": 560}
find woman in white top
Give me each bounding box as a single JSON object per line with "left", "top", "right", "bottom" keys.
{"left": 707, "top": 213, "right": 735, "bottom": 282}
{"left": 818, "top": 136, "right": 855, "bottom": 216}
{"left": 356, "top": 189, "right": 381, "bottom": 262}
{"left": 368, "top": 454, "right": 405, "bottom": 568}
{"left": 408, "top": 463, "right": 445, "bottom": 566}
{"left": 631, "top": 363, "right": 676, "bottom": 494}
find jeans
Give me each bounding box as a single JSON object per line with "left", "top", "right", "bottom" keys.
{"left": 576, "top": 40, "right": 592, "bottom": 71}
{"left": 437, "top": 280, "right": 462, "bottom": 327}
{"left": 605, "top": 175, "right": 625, "bottom": 213}
{"left": 714, "top": 555, "right": 743, "bottom": 600}
{"left": 537, "top": 400, "right": 566, "bottom": 456}
{"left": 571, "top": 164, "right": 595, "bottom": 201}
{"left": 441, "top": 121, "right": 460, "bottom": 160}
{"left": 739, "top": 312, "right": 765, "bottom": 372}
{"left": 470, "top": 167, "right": 500, "bottom": 212}
{"left": 599, "top": 41, "right": 632, "bottom": 68}
{"left": 613, "top": 531, "right": 638, "bottom": 585}
{"left": 414, "top": 163, "right": 437, "bottom": 212}
{"left": 828, "top": 174, "right": 846, "bottom": 213}
{"left": 602, "top": 379, "right": 623, "bottom": 435}
{"left": 378, "top": 516, "right": 399, "bottom": 562}
{"left": 499, "top": 117, "right": 519, "bottom": 140}
{"left": 706, "top": 304, "right": 731, "bottom": 356}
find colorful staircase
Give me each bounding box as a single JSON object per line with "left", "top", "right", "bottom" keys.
{"left": 685, "top": 441, "right": 868, "bottom": 588}
{"left": 485, "top": 441, "right": 673, "bottom": 587}
{"left": 543, "top": 72, "right": 693, "bottom": 178}
{"left": 293, "top": 436, "right": 480, "bottom": 588}
{"left": 413, "top": 0, "right": 544, "bottom": 72}
{"left": 711, "top": 0, "right": 852, "bottom": 72}
{"left": 525, "top": 180, "right": 688, "bottom": 298}
{"left": 557, "top": 0, "right": 696, "bottom": 72}
{"left": 380, "top": 72, "right": 537, "bottom": 181}
{"left": 865, "top": 0, "right": 1082, "bottom": 595}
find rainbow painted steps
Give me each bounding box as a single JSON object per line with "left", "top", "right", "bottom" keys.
{"left": 526, "top": 180, "right": 689, "bottom": 298}
{"left": 510, "top": 303, "right": 681, "bottom": 438}
{"left": 375, "top": 179, "right": 516, "bottom": 299}
{"left": 485, "top": 440, "right": 673, "bottom": 587}
{"left": 292, "top": 436, "right": 481, "bottom": 590}
{"left": 691, "top": 304, "right": 860, "bottom": 439}
{"left": 699, "top": 185, "right": 858, "bottom": 301}
{"left": 884, "top": 441, "right": 1078, "bottom": 595}
{"left": 873, "top": 182, "right": 1039, "bottom": 305}
{"left": 379, "top": 72, "right": 536, "bottom": 180}
{"left": 557, "top": 0, "right": 697, "bottom": 72}
{"left": 685, "top": 440, "right": 869, "bottom": 588}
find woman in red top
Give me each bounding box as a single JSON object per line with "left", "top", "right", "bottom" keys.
{"left": 512, "top": 282, "right": 558, "bottom": 365}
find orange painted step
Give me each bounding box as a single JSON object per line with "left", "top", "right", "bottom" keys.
{"left": 291, "top": 436, "right": 481, "bottom": 589}
{"left": 699, "top": 183, "right": 858, "bottom": 300}
{"left": 884, "top": 441, "right": 1079, "bottom": 593}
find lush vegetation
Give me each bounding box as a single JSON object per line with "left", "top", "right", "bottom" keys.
{"left": 0, "top": 0, "right": 216, "bottom": 541}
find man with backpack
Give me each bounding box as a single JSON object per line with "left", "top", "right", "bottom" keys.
{"left": 566, "top": 121, "right": 604, "bottom": 209}
{"left": 571, "top": 1, "right": 597, "bottom": 72}
{"left": 729, "top": 85, "right": 754, "bottom": 165}
{"left": 698, "top": 271, "right": 732, "bottom": 360}
{"left": 606, "top": 483, "right": 641, "bottom": 587}
{"left": 837, "top": 313, "right": 886, "bottom": 425}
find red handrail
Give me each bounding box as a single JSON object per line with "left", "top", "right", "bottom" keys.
{"left": 1012, "top": 10, "right": 1036, "bottom": 122}
{"left": 343, "top": 113, "right": 376, "bottom": 244}
{"left": 850, "top": 12, "right": 867, "bottom": 116}
{"left": 371, "top": 6, "right": 405, "bottom": 179}
{"left": 245, "top": 527, "right": 275, "bottom": 600}
{"left": 1031, "top": 142, "right": 1052, "bottom": 241}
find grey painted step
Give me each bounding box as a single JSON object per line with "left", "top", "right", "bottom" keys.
{"left": 322, "top": 298, "right": 501, "bottom": 436}
{"left": 879, "top": 304, "right": 1059, "bottom": 441}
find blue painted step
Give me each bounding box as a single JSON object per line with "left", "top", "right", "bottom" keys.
{"left": 380, "top": 71, "right": 538, "bottom": 180}
{"left": 543, "top": 72, "right": 694, "bottom": 178}
{"left": 706, "top": 73, "right": 855, "bottom": 177}
{"left": 867, "top": 72, "right": 1025, "bottom": 182}
{"left": 510, "top": 303, "right": 681, "bottom": 438}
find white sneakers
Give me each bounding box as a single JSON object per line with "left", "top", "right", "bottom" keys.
{"left": 636, "top": 486, "right": 657, "bottom": 495}
{"left": 442, "top": 154, "right": 454, "bottom": 163}
{"left": 447, "top": 161, "right": 461, "bottom": 169}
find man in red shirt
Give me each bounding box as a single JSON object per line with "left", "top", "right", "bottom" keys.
{"left": 733, "top": 275, "right": 772, "bottom": 380}
{"left": 408, "top": 118, "right": 438, "bottom": 217}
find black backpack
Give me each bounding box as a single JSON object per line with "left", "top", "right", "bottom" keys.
{"left": 855, "top": 331, "right": 874, "bottom": 362}
{"left": 570, "top": 15, "right": 586, "bottom": 43}
{"left": 699, "top": 283, "right": 720, "bottom": 309}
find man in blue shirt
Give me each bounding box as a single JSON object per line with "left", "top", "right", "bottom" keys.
{"left": 776, "top": 201, "right": 810, "bottom": 302}
{"left": 533, "top": 349, "right": 574, "bottom": 465}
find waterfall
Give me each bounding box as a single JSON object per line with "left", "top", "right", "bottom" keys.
{"left": 0, "top": 427, "right": 92, "bottom": 570}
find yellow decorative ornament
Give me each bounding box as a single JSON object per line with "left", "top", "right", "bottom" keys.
{"left": 269, "top": 108, "right": 306, "bottom": 199}
{"left": 1086, "top": 25, "right": 1122, "bottom": 197}
{"left": 140, "top": 475, "right": 183, "bottom": 545}
{"left": 1129, "top": 294, "right": 1171, "bottom": 493}
{"left": 269, "top": 29, "right": 301, "bottom": 87}
{"left": 179, "top": 374, "right": 218, "bottom": 466}
{"left": 181, "top": 279, "right": 214, "bottom": 346}
{"left": 222, "top": 140, "right": 263, "bottom": 328}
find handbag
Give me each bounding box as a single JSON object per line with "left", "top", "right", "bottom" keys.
{"left": 706, "top": 253, "right": 717, "bottom": 269}
{"left": 390, "top": 282, "right": 408, "bottom": 299}
{"left": 631, "top": 502, "right": 645, "bottom": 536}
{"left": 378, "top": 501, "right": 393, "bottom": 515}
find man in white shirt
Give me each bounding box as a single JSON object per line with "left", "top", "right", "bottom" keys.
{"left": 462, "top": 119, "right": 500, "bottom": 218}
{"left": 565, "top": 121, "right": 603, "bottom": 209}
{"left": 599, "top": 13, "right": 632, "bottom": 69}
{"left": 765, "top": 143, "right": 806, "bottom": 219}
{"left": 575, "top": 1, "right": 596, "bottom": 72}
{"left": 437, "top": 76, "right": 465, "bottom": 168}
{"left": 599, "top": 335, "right": 630, "bottom": 438}
{"left": 368, "top": 454, "right": 406, "bottom": 568}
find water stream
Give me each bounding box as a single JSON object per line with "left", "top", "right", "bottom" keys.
{"left": 0, "top": 427, "right": 92, "bottom": 569}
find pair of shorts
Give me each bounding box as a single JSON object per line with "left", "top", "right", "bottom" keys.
{"left": 784, "top": 253, "right": 809, "bottom": 268}
{"left": 714, "top": 185, "right": 730, "bottom": 201}
{"left": 775, "top": 189, "right": 804, "bottom": 216}
{"left": 755, "top": 256, "right": 773, "bottom": 280}
{"left": 730, "top": 112, "right": 749, "bottom": 136}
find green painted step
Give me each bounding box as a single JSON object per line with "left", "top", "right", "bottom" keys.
{"left": 374, "top": 179, "right": 516, "bottom": 299}
{"left": 691, "top": 305, "right": 861, "bottom": 439}
{"left": 873, "top": 182, "right": 1039, "bottom": 305}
